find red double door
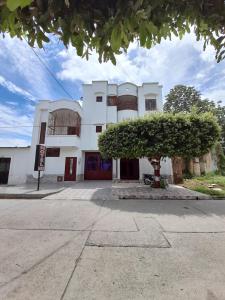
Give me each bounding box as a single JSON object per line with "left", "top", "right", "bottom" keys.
{"left": 84, "top": 152, "right": 112, "bottom": 180}
{"left": 64, "top": 157, "right": 77, "bottom": 181}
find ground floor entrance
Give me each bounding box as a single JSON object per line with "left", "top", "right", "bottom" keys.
{"left": 0, "top": 158, "right": 11, "bottom": 184}
{"left": 64, "top": 157, "right": 77, "bottom": 181}
{"left": 84, "top": 152, "right": 112, "bottom": 180}
{"left": 120, "top": 158, "right": 139, "bottom": 180}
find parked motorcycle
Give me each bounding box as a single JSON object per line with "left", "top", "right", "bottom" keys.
{"left": 143, "top": 174, "right": 169, "bottom": 188}
{"left": 143, "top": 174, "right": 155, "bottom": 186}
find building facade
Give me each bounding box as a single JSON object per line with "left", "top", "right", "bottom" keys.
{"left": 0, "top": 81, "right": 174, "bottom": 185}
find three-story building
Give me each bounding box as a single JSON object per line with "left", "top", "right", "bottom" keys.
{"left": 0, "top": 81, "right": 173, "bottom": 184}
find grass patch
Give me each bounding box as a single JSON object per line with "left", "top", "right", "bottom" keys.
{"left": 182, "top": 174, "right": 225, "bottom": 198}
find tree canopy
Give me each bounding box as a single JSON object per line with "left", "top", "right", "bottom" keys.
{"left": 164, "top": 85, "right": 225, "bottom": 152}
{"left": 216, "top": 104, "right": 225, "bottom": 151}
{"left": 163, "top": 85, "right": 216, "bottom": 113}
{"left": 1, "top": 0, "right": 225, "bottom": 64}
{"left": 98, "top": 112, "right": 220, "bottom": 160}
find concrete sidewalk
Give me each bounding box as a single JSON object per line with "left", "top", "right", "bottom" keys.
{"left": 0, "top": 181, "right": 215, "bottom": 200}
{"left": 44, "top": 181, "right": 212, "bottom": 201}
{"left": 0, "top": 183, "right": 65, "bottom": 199}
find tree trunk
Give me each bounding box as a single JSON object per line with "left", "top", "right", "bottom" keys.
{"left": 172, "top": 156, "right": 183, "bottom": 184}
{"left": 148, "top": 157, "right": 161, "bottom": 188}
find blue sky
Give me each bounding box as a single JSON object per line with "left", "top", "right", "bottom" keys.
{"left": 0, "top": 32, "right": 225, "bottom": 147}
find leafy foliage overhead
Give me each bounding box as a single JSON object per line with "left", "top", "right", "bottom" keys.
{"left": 1, "top": 0, "right": 225, "bottom": 64}
{"left": 98, "top": 113, "right": 220, "bottom": 159}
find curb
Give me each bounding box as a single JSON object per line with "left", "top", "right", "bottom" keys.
{"left": 117, "top": 195, "right": 213, "bottom": 200}
{"left": 0, "top": 190, "right": 62, "bottom": 200}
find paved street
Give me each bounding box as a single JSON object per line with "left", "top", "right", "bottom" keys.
{"left": 0, "top": 198, "right": 225, "bottom": 299}
{"left": 0, "top": 181, "right": 211, "bottom": 200}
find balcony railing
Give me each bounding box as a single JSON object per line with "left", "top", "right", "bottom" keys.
{"left": 48, "top": 126, "right": 80, "bottom": 136}
{"left": 107, "top": 95, "right": 138, "bottom": 111}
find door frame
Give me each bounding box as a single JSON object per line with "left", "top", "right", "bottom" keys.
{"left": 0, "top": 157, "right": 11, "bottom": 185}
{"left": 64, "top": 157, "right": 77, "bottom": 181}
{"left": 84, "top": 152, "right": 112, "bottom": 180}
{"left": 120, "top": 158, "right": 139, "bottom": 180}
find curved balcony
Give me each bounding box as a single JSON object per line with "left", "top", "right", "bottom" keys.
{"left": 107, "top": 95, "right": 138, "bottom": 111}
{"left": 46, "top": 108, "right": 81, "bottom": 148}
{"left": 45, "top": 134, "right": 80, "bottom": 148}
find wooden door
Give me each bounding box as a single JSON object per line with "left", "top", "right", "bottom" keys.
{"left": 120, "top": 159, "right": 139, "bottom": 180}
{"left": 0, "top": 158, "right": 11, "bottom": 184}
{"left": 84, "top": 152, "right": 112, "bottom": 180}
{"left": 64, "top": 157, "right": 77, "bottom": 181}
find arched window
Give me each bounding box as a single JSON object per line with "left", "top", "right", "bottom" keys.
{"left": 48, "top": 109, "right": 81, "bottom": 136}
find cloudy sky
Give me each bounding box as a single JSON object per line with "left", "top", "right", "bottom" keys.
{"left": 0, "top": 32, "right": 225, "bottom": 147}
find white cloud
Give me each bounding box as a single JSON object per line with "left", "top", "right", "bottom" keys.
{"left": 0, "top": 75, "right": 36, "bottom": 102}
{"left": 0, "top": 103, "right": 33, "bottom": 138}
{"left": 0, "top": 35, "right": 56, "bottom": 100}
{"left": 57, "top": 32, "right": 225, "bottom": 104}
{"left": 203, "top": 89, "right": 225, "bottom": 103}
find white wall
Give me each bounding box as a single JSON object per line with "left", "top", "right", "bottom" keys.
{"left": 108, "top": 84, "right": 117, "bottom": 95}
{"left": 45, "top": 147, "right": 82, "bottom": 178}
{"left": 118, "top": 83, "right": 137, "bottom": 96}
{"left": 0, "top": 147, "right": 31, "bottom": 185}
{"left": 30, "top": 99, "right": 82, "bottom": 177}
{"left": 118, "top": 110, "right": 138, "bottom": 122}
{"left": 107, "top": 106, "right": 117, "bottom": 123}
{"left": 139, "top": 157, "right": 173, "bottom": 178}
{"left": 138, "top": 83, "right": 163, "bottom": 116}
{"left": 81, "top": 82, "right": 108, "bottom": 150}
{"left": 45, "top": 135, "right": 80, "bottom": 148}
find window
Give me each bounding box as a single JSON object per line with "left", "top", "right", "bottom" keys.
{"left": 145, "top": 99, "right": 157, "bottom": 111}
{"left": 46, "top": 148, "right": 60, "bottom": 157}
{"left": 96, "top": 96, "right": 103, "bottom": 102}
{"left": 107, "top": 96, "right": 117, "bottom": 106}
{"left": 96, "top": 126, "right": 102, "bottom": 133}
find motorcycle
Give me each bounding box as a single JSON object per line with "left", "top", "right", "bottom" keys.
{"left": 143, "top": 174, "right": 155, "bottom": 186}
{"left": 143, "top": 174, "right": 169, "bottom": 188}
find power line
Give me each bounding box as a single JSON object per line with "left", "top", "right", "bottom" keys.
{"left": 23, "top": 38, "right": 74, "bottom": 100}
{"left": 0, "top": 124, "right": 115, "bottom": 128}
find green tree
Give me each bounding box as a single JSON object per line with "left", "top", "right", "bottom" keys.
{"left": 1, "top": 0, "right": 225, "bottom": 64}
{"left": 98, "top": 112, "right": 220, "bottom": 187}
{"left": 164, "top": 85, "right": 216, "bottom": 113}
{"left": 216, "top": 103, "right": 225, "bottom": 152}
{"left": 164, "top": 85, "right": 225, "bottom": 153}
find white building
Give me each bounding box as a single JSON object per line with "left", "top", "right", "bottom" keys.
{"left": 0, "top": 81, "right": 174, "bottom": 185}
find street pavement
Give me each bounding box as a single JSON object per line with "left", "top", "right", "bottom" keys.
{"left": 0, "top": 198, "right": 225, "bottom": 299}
{"left": 0, "top": 181, "right": 211, "bottom": 200}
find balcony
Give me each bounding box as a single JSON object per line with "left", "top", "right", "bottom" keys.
{"left": 46, "top": 109, "right": 81, "bottom": 148}
{"left": 45, "top": 133, "right": 80, "bottom": 148}
{"left": 107, "top": 95, "right": 138, "bottom": 111}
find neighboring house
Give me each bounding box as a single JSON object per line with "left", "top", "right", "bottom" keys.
{"left": 1, "top": 81, "right": 175, "bottom": 185}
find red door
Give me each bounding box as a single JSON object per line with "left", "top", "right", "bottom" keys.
{"left": 120, "top": 159, "right": 139, "bottom": 180}
{"left": 64, "top": 157, "right": 77, "bottom": 181}
{"left": 84, "top": 152, "right": 112, "bottom": 180}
